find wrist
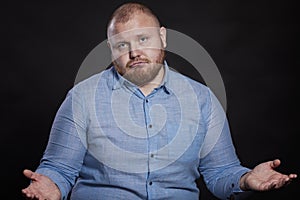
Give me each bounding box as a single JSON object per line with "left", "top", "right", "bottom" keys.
{"left": 239, "top": 172, "right": 250, "bottom": 191}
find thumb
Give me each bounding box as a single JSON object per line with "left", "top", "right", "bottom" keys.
{"left": 23, "top": 169, "right": 36, "bottom": 180}
{"left": 270, "top": 159, "right": 281, "bottom": 169}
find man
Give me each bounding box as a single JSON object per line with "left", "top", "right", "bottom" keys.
{"left": 22, "top": 2, "right": 297, "bottom": 200}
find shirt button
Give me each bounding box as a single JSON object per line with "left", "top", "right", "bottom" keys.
{"left": 150, "top": 154, "right": 154, "bottom": 158}
{"left": 149, "top": 181, "right": 153, "bottom": 185}
{"left": 148, "top": 124, "right": 152, "bottom": 128}
{"left": 145, "top": 99, "right": 149, "bottom": 103}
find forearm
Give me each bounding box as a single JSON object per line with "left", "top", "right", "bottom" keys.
{"left": 204, "top": 167, "right": 250, "bottom": 199}
{"left": 35, "top": 89, "right": 87, "bottom": 199}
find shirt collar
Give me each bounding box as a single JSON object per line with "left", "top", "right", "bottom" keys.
{"left": 111, "top": 60, "right": 171, "bottom": 95}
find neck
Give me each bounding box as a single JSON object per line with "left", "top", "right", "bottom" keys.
{"left": 139, "top": 66, "right": 165, "bottom": 96}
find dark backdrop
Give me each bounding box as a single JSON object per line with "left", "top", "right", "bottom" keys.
{"left": 3, "top": 0, "right": 299, "bottom": 199}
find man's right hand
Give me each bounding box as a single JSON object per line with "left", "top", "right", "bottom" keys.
{"left": 22, "top": 169, "right": 61, "bottom": 200}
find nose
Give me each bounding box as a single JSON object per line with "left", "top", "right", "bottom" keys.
{"left": 129, "top": 44, "right": 142, "bottom": 59}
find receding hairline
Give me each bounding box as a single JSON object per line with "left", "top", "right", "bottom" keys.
{"left": 107, "top": 3, "right": 161, "bottom": 33}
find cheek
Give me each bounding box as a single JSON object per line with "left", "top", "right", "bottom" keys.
{"left": 147, "top": 49, "right": 163, "bottom": 60}
{"left": 113, "top": 54, "right": 128, "bottom": 65}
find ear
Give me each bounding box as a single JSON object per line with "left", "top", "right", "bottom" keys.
{"left": 159, "top": 26, "right": 167, "bottom": 48}
{"left": 107, "top": 40, "right": 112, "bottom": 49}
{"left": 106, "top": 40, "right": 115, "bottom": 63}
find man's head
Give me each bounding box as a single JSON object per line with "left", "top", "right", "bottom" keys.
{"left": 107, "top": 2, "right": 167, "bottom": 87}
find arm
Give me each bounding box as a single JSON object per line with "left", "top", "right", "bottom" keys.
{"left": 22, "top": 88, "right": 88, "bottom": 200}
{"left": 199, "top": 117, "right": 251, "bottom": 199}
{"left": 199, "top": 89, "right": 297, "bottom": 199}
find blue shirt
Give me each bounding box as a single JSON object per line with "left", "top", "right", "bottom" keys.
{"left": 36, "top": 62, "right": 250, "bottom": 200}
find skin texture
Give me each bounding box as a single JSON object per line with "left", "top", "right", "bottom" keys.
{"left": 107, "top": 12, "right": 167, "bottom": 96}
{"left": 22, "top": 169, "right": 61, "bottom": 200}
{"left": 239, "top": 159, "right": 297, "bottom": 191}
{"left": 21, "top": 4, "right": 297, "bottom": 200}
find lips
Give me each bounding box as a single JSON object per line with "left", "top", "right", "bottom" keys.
{"left": 127, "top": 60, "right": 149, "bottom": 68}
{"left": 130, "top": 61, "right": 147, "bottom": 67}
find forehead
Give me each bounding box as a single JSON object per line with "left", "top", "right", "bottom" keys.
{"left": 108, "top": 27, "right": 160, "bottom": 43}
{"left": 107, "top": 12, "right": 159, "bottom": 38}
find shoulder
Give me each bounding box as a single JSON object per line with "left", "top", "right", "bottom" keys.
{"left": 168, "top": 69, "right": 211, "bottom": 96}
{"left": 70, "top": 67, "right": 113, "bottom": 95}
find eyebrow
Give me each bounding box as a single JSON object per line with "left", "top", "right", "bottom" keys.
{"left": 110, "top": 32, "right": 151, "bottom": 43}
{"left": 136, "top": 33, "right": 150, "bottom": 37}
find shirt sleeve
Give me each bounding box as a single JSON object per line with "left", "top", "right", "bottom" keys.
{"left": 198, "top": 88, "right": 251, "bottom": 199}
{"left": 35, "top": 87, "right": 88, "bottom": 200}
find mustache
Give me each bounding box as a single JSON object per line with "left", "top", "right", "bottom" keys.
{"left": 126, "top": 58, "right": 151, "bottom": 68}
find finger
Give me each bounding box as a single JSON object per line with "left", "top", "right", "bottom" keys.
{"left": 270, "top": 159, "right": 281, "bottom": 169}
{"left": 21, "top": 189, "right": 29, "bottom": 197}
{"left": 34, "top": 193, "right": 40, "bottom": 199}
{"left": 260, "top": 180, "right": 275, "bottom": 191}
{"left": 23, "top": 190, "right": 33, "bottom": 199}
{"left": 275, "top": 176, "right": 292, "bottom": 189}
{"left": 22, "top": 188, "right": 31, "bottom": 195}
{"left": 23, "top": 185, "right": 38, "bottom": 199}
{"left": 277, "top": 178, "right": 287, "bottom": 188}
{"left": 284, "top": 179, "right": 292, "bottom": 187}
{"left": 268, "top": 181, "right": 277, "bottom": 190}
{"left": 23, "top": 169, "right": 34, "bottom": 178}
{"left": 24, "top": 187, "right": 34, "bottom": 198}
{"left": 23, "top": 169, "right": 39, "bottom": 181}
{"left": 289, "top": 174, "right": 297, "bottom": 179}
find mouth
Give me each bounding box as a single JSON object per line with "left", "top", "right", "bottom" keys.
{"left": 128, "top": 60, "right": 149, "bottom": 68}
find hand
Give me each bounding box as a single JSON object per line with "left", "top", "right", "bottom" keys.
{"left": 22, "top": 169, "right": 61, "bottom": 200}
{"left": 240, "top": 159, "right": 297, "bottom": 191}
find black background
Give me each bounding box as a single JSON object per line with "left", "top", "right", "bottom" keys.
{"left": 3, "top": 0, "right": 299, "bottom": 199}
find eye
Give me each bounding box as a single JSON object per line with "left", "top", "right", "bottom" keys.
{"left": 117, "top": 42, "right": 128, "bottom": 50}
{"left": 139, "top": 36, "right": 148, "bottom": 43}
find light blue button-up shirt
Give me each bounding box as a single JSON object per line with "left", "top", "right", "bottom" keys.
{"left": 36, "top": 62, "right": 250, "bottom": 200}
